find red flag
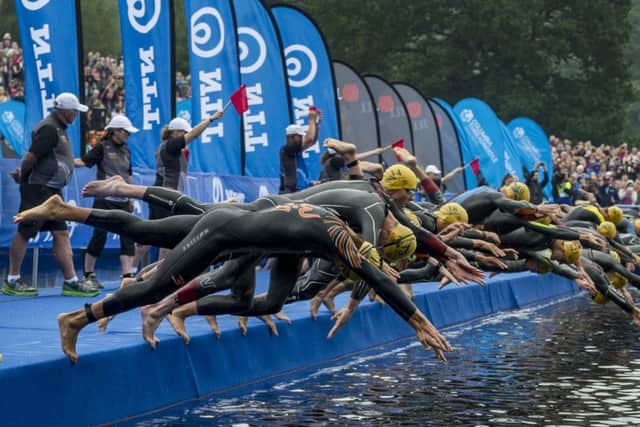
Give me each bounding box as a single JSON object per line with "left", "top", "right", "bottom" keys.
{"left": 230, "top": 85, "right": 248, "bottom": 114}
{"left": 391, "top": 139, "right": 404, "bottom": 149}
{"left": 470, "top": 158, "right": 480, "bottom": 175}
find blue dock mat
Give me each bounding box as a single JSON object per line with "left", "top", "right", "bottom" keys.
{"left": 0, "top": 271, "right": 578, "bottom": 426}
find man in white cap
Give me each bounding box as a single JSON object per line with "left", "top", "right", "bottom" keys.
{"left": 279, "top": 108, "right": 322, "bottom": 193}
{"left": 74, "top": 115, "right": 139, "bottom": 288}
{"left": 3, "top": 92, "right": 98, "bottom": 297}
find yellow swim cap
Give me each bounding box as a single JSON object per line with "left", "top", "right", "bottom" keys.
{"left": 592, "top": 291, "right": 610, "bottom": 304}
{"left": 381, "top": 164, "right": 419, "bottom": 191}
{"left": 584, "top": 205, "right": 606, "bottom": 223}
{"left": 597, "top": 221, "right": 617, "bottom": 240}
{"left": 436, "top": 202, "right": 469, "bottom": 230}
{"left": 345, "top": 241, "right": 383, "bottom": 281}
{"left": 403, "top": 208, "right": 421, "bottom": 226}
{"left": 610, "top": 272, "right": 628, "bottom": 289}
{"left": 534, "top": 215, "right": 552, "bottom": 225}
{"left": 500, "top": 182, "right": 530, "bottom": 202}
{"left": 562, "top": 240, "right": 582, "bottom": 264}
{"left": 606, "top": 206, "right": 624, "bottom": 225}
{"left": 383, "top": 223, "right": 417, "bottom": 261}
{"left": 609, "top": 250, "right": 621, "bottom": 264}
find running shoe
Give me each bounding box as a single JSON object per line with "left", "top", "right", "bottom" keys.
{"left": 1, "top": 278, "right": 38, "bottom": 296}
{"left": 61, "top": 279, "right": 100, "bottom": 297}
{"left": 85, "top": 272, "right": 104, "bottom": 289}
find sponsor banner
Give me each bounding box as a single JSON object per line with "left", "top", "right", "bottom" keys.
{"left": 185, "top": 0, "right": 242, "bottom": 174}
{"left": 0, "top": 159, "right": 277, "bottom": 248}
{"left": 271, "top": 6, "right": 340, "bottom": 182}
{"left": 0, "top": 100, "right": 26, "bottom": 157}
{"left": 499, "top": 120, "right": 524, "bottom": 182}
{"left": 394, "top": 83, "right": 441, "bottom": 171}
{"left": 428, "top": 98, "right": 466, "bottom": 193}
{"left": 118, "top": 0, "right": 173, "bottom": 168}
{"left": 332, "top": 62, "right": 379, "bottom": 157}
{"left": 509, "top": 117, "right": 553, "bottom": 198}
{"left": 364, "top": 75, "right": 413, "bottom": 166}
{"left": 232, "top": 0, "right": 291, "bottom": 178}
{"left": 453, "top": 98, "right": 506, "bottom": 188}
{"left": 15, "top": 0, "right": 82, "bottom": 156}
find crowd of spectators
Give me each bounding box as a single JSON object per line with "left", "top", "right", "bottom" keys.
{"left": 551, "top": 136, "right": 640, "bottom": 206}
{"left": 0, "top": 32, "right": 24, "bottom": 102}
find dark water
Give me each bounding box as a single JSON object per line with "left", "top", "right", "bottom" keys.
{"left": 125, "top": 296, "right": 640, "bottom": 426}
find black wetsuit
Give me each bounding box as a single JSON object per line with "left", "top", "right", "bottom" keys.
{"left": 97, "top": 203, "right": 419, "bottom": 324}
{"left": 452, "top": 189, "right": 537, "bottom": 226}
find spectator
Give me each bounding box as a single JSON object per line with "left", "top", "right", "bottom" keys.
{"left": 524, "top": 162, "right": 549, "bottom": 204}
{"left": 279, "top": 109, "right": 321, "bottom": 193}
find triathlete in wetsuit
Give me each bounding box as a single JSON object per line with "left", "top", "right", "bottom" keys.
{"left": 46, "top": 201, "right": 451, "bottom": 364}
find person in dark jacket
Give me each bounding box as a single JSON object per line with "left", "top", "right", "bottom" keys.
{"left": 524, "top": 162, "right": 549, "bottom": 204}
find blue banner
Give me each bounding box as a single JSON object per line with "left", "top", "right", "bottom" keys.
{"left": 0, "top": 159, "right": 278, "bottom": 248}
{"left": 453, "top": 98, "right": 505, "bottom": 188}
{"left": 15, "top": 0, "right": 82, "bottom": 156}
{"left": 232, "top": 0, "right": 291, "bottom": 178}
{"left": 118, "top": 0, "right": 173, "bottom": 168}
{"left": 364, "top": 75, "right": 413, "bottom": 166}
{"left": 185, "top": 0, "right": 242, "bottom": 175}
{"left": 333, "top": 62, "right": 379, "bottom": 158}
{"left": 176, "top": 98, "right": 191, "bottom": 123}
{"left": 0, "top": 100, "right": 26, "bottom": 157}
{"left": 499, "top": 120, "right": 524, "bottom": 182}
{"left": 508, "top": 117, "right": 553, "bottom": 198}
{"left": 431, "top": 98, "right": 468, "bottom": 192}
{"left": 394, "top": 84, "right": 441, "bottom": 172}
{"left": 271, "top": 6, "right": 340, "bottom": 182}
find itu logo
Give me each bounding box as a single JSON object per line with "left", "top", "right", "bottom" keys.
{"left": 513, "top": 127, "right": 525, "bottom": 139}
{"left": 237, "top": 26, "right": 267, "bottom": 74}
{"left": 20, "top": 0, "right": 49, "bottom": 11}
{"left": 460, "top": 109, "right": 474, "bottom": 123}
{"left": 284, "top": 44, "right": 318, "bottom": 88}
{"left": 127, "top": 0, "right": 161, "bottom": 34}
{"left": 190, "top": 6, "right": 224, "bottom": 58}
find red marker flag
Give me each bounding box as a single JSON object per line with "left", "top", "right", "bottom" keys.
{"left": 230, "top": 84, "right": 248, "bottom": 114}
{"left": 391, "top": 139, "right": 404, "bottom": 149}
{"left": 470, "top": 158, "right": 480, "bottom": 175}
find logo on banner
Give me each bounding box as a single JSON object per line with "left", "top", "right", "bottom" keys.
{"left": 378, "top": 95, "right": 394, "bottom": 113}
{"left": 212, "top": 176, "right": 246, "bottom": 203}
{"left": 342, "top": 83, "right": 359, "bottom": 103}
{"left": 190, "top": 7, "right": 224, "bottom": 58}
{"left": 407, "top": 101, "right": 422, "bottom": 119}
{"left": 460, "top": 109, "right": 474, "bottom": 123}
{"left": 283, "top": 44, "right": 317, "bottom": 88}
{"left": 127, "top": 0, "right": 161, "bottom": 34}
{"left": 237, "top": 26, "right": 267, "bottom": 74}
{"left": 21, "top": 0, "right": 49, "bottom": 10}
{"left": 513, "top": 127, "right": 525, "bottom": 138}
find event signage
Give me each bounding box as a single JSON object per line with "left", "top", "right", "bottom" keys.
{"left": 453, "top": 98, "right": 505, "bottom": 188}
{"left": 271, "top": 6, "right": 340, "bottom": 182}
{"left": 185, "top": 0, "right": 242, "bottom": 174}
{"left": 394, "top": 83, "right": 441, "bottom": 173}
{"left": 118, "top": 0, "right": 173, "bottom": 168}
{"left": 428, "top": 98, "right": 466, "bottom": 193}
{"left": 332, "top": 62, "right": 379, "bottom": 157}
{"left": 232, "top": 0, "right": 291, "bottom": 178}
{"left": 15, "top": 0, "right": 82, "bottom": 156}
{"left": 0, "top": 100, "right": 26, "bottom": 157}
{"left": 364, "top": 75, "right": 413, "bottom": 166}
{"left": 509, "top": 117, "right": 553, "bottom": 198}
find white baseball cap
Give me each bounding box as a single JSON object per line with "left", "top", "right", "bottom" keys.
{"left": 167, "top": 117, "right": 192, "bottom": 132}
{"left": 285, "top": 124, "right": 306, "bottom": 136}
{"left": 426, "top": 164, "right": 441, "bottom": 174}
{"left": 54, "top": 92, "right": 88, "bottom": 112}
{"left": 105, "top": 115, "right": 139, "bottom": 133}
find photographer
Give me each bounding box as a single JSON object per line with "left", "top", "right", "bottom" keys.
{"left": 524, "top": 161, "right": 549, "bottom": 204}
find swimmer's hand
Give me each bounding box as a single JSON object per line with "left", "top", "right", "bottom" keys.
{"left": 408, "top": 310, "right": 452, "bottom": 362}
{"left": 327, "top": 300, "right": 357, "bottom": 339}
{"left": 441, "top": 248, "right": 485, "bottom": 285}
{"left": 632, "top": 307, "right": 640, "bottom": 327}
{"left": 476, "top": 253, "right": 508, "bottom": 271}
{"left": 475, "top": 240, "right": 506, "bottom": 258}
{"left": 575, "top": 272, "right": 597, "bottom": 297}
{"left": 483, "top": 231, "right": 501, "bottom": 245}
{"left": 381, "top": 261, "right": 400, "bottom": 281}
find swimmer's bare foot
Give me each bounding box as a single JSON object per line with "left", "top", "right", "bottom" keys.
{"left": 82, "top": 175, "right": 125, "bottom": 198}
{"left": 120, "top": 277, "right": 136, "bottom": 288}
{"left": 310, "top": 296, "right": 322, "bottom": 320}
{"left": 368, "top": 289, "right": 377, "bottom": 302}
{"left": 259, "top": 315, "right": 279, "bottom": 336}
{"left": 204, "top": 315, "right": 221, "bottom": 338}
{"left": 237, "top": 316, "right": 248, "bottom": 336}
{"left": 166, "top": 313, "right": 191, "bottom": 344}
{"left": 14, "top": 195, "right": 64, "bottom": 224}
{"left": 97, "top": 316, "right": 114, "bottom": 332}
{"left": 323, "top": 296, "right": 337, "bottom": 314}
{"left": 274, "top": 310, "right": 292, "bottom": 325}
{"left": 140, "top": 306, "right": 162, "bottom": 349}
{"left": 58, "top": 309, "right": 88, "bottom": 364}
